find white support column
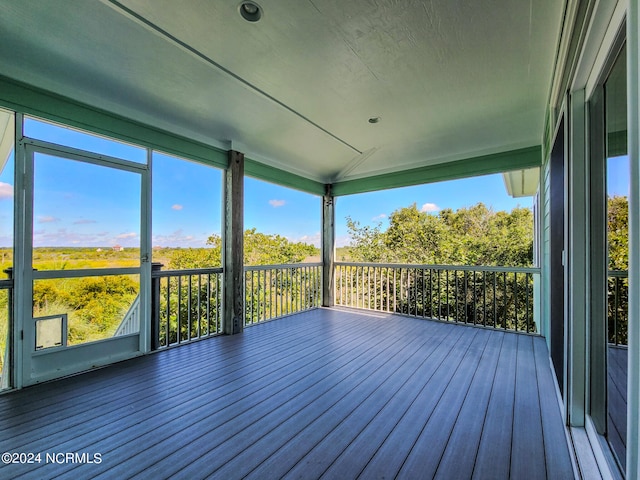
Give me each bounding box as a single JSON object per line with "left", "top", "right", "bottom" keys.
{"left": 224, "top": 150, "right": 244, "bottom": 335}
{"left": 627, "top": 0, "right": 640, "bottom": 475}
{"left": 322, "top": 186, "right": 335, "bottom": 307}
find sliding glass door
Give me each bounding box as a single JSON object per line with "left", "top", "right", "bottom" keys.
{"left": 589, "top": 40, "right": 628, "bottom": 473}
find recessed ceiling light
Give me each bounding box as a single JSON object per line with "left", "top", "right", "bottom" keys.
{"left": 368, "top": 117, "right": 381, "bottom": 124}
{"left": 239, "top": 1, "right": 262, "bottom": 22}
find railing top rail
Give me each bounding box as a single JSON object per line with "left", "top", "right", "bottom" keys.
{"left": 334, "top": 261, "right": 540, "bottom": 274}
{"left": 244, "top": 263, "right": 322, "bottom": 271}
{"left": 152, "top": 267, "right": 223, "bottom": 277}
{"left": 608, "top": 270, "right": 628, "bottom": 277}
{"left": 0, "top": 279, "right": 13, "bottom": 288}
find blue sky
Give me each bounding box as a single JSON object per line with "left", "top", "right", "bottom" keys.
{"left": 0, "top": 118, "right": 630, "bottom": 248}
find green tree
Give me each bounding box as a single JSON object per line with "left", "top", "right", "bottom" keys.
{"left": 347, "top": 202, "right": 534, "bottom": 267}
{"left": 608, "top": 195, "right": 628, "bottom": 270}
{"left": 244, "top": 228, "right": 316, "bottom": 265}
{"left": 383, "top": 204, "right": 447, "bottom": 263}
{"left": 344, "top": 217, "right": 386, "bottom": 262}
{"left": 168, "top": 229, "right": 318, "bottom": 269}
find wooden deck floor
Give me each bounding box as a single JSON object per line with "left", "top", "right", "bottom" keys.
{"left": 0, "top": 308, "right": 574, "bottom": 479}
{"left": 608, "top": 345, "right": 628, "bottom": 471}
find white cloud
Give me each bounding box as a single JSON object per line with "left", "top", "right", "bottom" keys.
{"left": 269, "top": 199, "right": 286, "bottom": 208}
{"left": 116, "top": 232, "right": 137, "bottom": 239}
{"left": 73, "top": 219, "right": 97, "bottom": 225}
{"left": 37, "top": 215, "right": 60, "bottom": 223}
{"left": 0, "top": 182, "right": 13, "bottom": 199}
{"left": 171, "top": 204, "right": 183, "bottom": 211}
{"left": 33, "top": 228, "right": 104, "bottom": 247}
{"left": 152, "top": 229, "right": 208, "bottom": 248}
{"left": 335, "top": 235, "right": 352, "bottom": 248}
{"left": 296, "top": 232, "right": 321, "bottom": 248}
{"left": 420, "top": 202, "right": 440, "bottom": 213}
{"left": 372, "top": 213, "right": 387, "bottom": 221}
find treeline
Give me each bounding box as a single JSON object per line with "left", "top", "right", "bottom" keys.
{"left": 346, "top": 203, "right": 534, "bottom": 267}
{"left": 346, "top": 197, "right": 628, "bottom": 269}
{"left": 166, "top": 228, "right": 318, "bottom": 269}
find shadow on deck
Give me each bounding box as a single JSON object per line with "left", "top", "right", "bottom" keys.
{"left": 0, "top": 308, "right": 574, "bottom": 479}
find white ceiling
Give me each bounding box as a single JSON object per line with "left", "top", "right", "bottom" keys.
{"left": 0, "top": 0, "right": 563, "bottom": 183}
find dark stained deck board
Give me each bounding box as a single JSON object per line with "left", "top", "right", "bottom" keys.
{"left": 356, "top": 326, "right": 482, "bottom": 479}
{"left": 510, "top": 335, "right": 546, "bottom": 479}
{"left": 87, "top": 312, "right": 437, "bottom": 479}
{"left": 472, "top": 331, "right": 518, "bottom": 479}
{"left": 33, "top": 311, "right": 406, "bottom": 479}
{"left": 207, "top": 321, "right": 453, "bottom": 480}
{"left": 533, "top": 335, "right": 575, "bottom": 478}
{"left": 0, "top": 314, "right": 334, "bottom": 434}
{"left": 607, "top": 345, "right": 628, "bottom": 470}
{"left": 1, "top": 327, "right": 334, "bottom": 447}
{"left": 146, "top": 317, "right": 436, "bottom": 479}
{"left": 3, "top": 316, "right": 364, "bottom": 468}
{"left": 397, "top": 329, "right": 493, "bottom": 478}
{"left": 7, "top": 312, "right": 381, "bottom": 478}
{"left": 245, "top": 320, "right": 458, "bottom": 479}
{"left": 0, "top": 308, "right": 575, "bottom": 480}
{"left": 294, "top": 322, "right": 468, "bottom": 479}
{"left": 433, "top": 330, "right": 505, "bottom": 479}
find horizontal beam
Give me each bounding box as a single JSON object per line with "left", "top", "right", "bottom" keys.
{"left": 335, "top": 261, "right": 540, "bottom": 274}
{"left": 245, "top": 262, "right": 322, "bottom": 271}
{"left": 331, "top": 146, "right": 542, "bottom": 196}
{"left": 0, "top": 75, "right": 228, "bottom": 169}
{"left": 244, "top": 158, "right": 325, "bottom": 195}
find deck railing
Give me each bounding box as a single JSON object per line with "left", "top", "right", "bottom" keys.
{"left": 335, "top": 262, "right": 539, "bottom": 333}
{"left": 152, "top": 266, "right": 223, "bottom": 349}
{"left": 244, "top": 263, "right": 322, "bottom": 325}
{"left": 150, "top": 263, "right": 322, "bottom": 348}
{"left": 608, "top": 270, "right": 628, "bottom": 346}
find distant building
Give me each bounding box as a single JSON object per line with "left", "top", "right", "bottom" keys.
{"left": 112, "top": 245, "right": 124, "bottom": 252}
{"left": 96, "top": 248, "right": 103, "bottom": 252}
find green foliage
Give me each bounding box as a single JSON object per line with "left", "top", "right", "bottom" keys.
{"left": 244, "top": 228, "right": 317, "bottom": 265}
{"left": 32, "top": 276, "right": 139, "bottom": 345}
{"left": 607, "top": 196, "right": 629, "bottom": 345}
{"left": 608, "top": 195, "right": 628, "bottom": 270}
{"left": 167, "top": 246, "right": 221, "bottom": 270}
{"left": 344, "top": 218, "right": 386, "bottom": 262}
{"left": 167, "top": 229, "right": 318, "bottom": 269}
{"left": 342, "top": 203, "right": 535, "bottom": 331}
{"left": 347, "top": 202, "right": 534, "bottom": 267}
